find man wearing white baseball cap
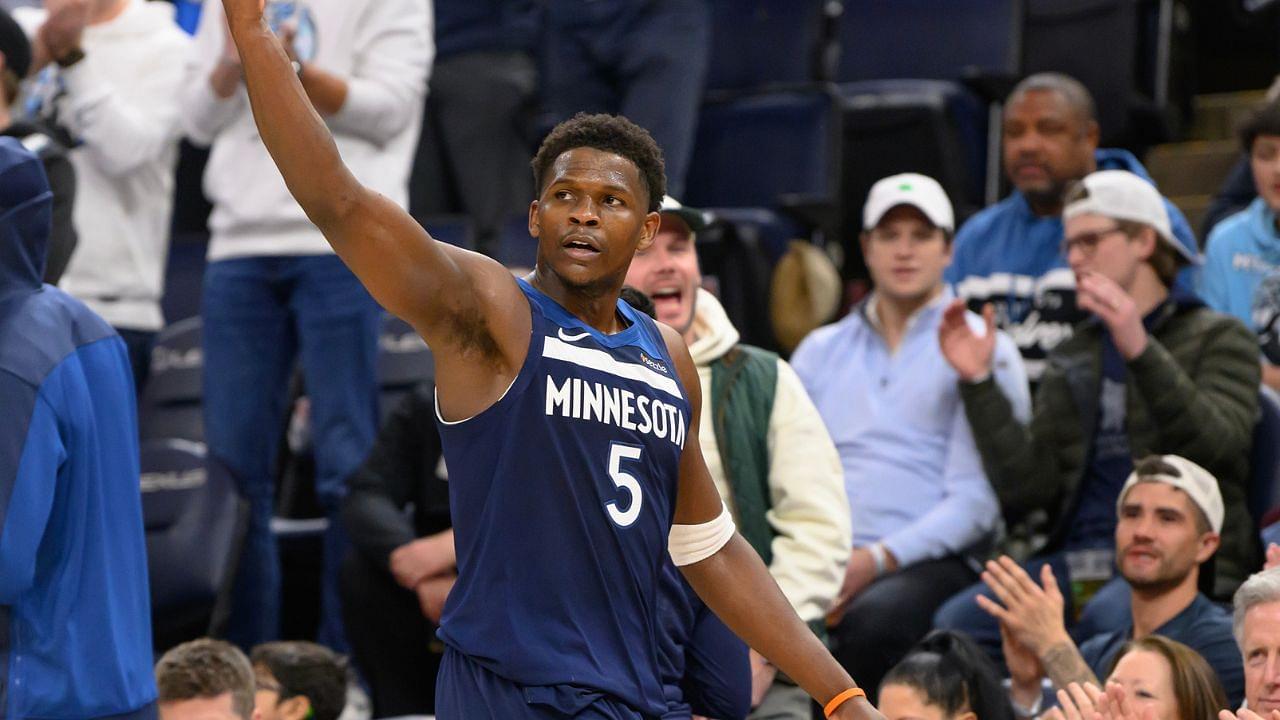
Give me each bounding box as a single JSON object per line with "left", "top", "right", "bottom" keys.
{"left": 791, "top": 173, "right": 1030, "bottom": 698}
{"left": 978, "top": 454, "right": 1244, "bottom": 712}
{"left": 936, "top": 168, "right": 1261, "bottom": 665}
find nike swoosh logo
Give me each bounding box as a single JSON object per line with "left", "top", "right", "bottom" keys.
{"left": 557, "top": 327, "right": 591, "bottom": 342}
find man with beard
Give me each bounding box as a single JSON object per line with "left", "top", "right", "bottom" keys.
{"left": 946, "top": 73, "right": 1198, "bottom": 386}
{"left": 983, "top": 455, "right": 1244, "bottom": 712}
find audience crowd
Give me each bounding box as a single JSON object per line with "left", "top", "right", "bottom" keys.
{"left": 3, "top": 2, "right": 1280, "bottom": 720}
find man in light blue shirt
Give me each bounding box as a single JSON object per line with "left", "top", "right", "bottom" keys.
{"left": 791, "top": 173, "right": 1031, "bottom": 699}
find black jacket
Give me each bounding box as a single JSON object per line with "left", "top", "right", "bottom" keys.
{"left": 342, "top": 384, "right": 451, "bottom": 570}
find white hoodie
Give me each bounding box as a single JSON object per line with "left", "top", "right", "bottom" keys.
{"left": 181, "top": 0, "right": 432, "bottom": 261}
{"left": 17, "top": 0, "right": 191, "bottom": 331}
{"left": 686, "top": 289, "right": 851, "bottom": 623}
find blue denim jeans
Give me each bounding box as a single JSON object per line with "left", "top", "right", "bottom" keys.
{"left": 202, "top": 254, "right": 380, "bottom": 650}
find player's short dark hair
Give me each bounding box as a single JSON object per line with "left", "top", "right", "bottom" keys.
{"left": 882, "top": 631, "right": 1014, "bottom": 720}
{"left": 155, "top": 639, "right": 256, "bottom": 720}
{"left": 1239, "top": 101, "right": 1280, "bottom": 155}
{"left": 251, "top": 641, "right": 349, "bottom": 720}
{"left": 531, "top": 113, "right": 666, "bottom": 213}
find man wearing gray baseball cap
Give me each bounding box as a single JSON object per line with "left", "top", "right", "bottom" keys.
{"left": 937, "top": 169, "right": 1262, "bottom": 664}
{"left": 980, "top": 454, "right": 1244, "bottom": 712}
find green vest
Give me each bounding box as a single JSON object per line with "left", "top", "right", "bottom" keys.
{"left": 709, "top": 344, "right": 827, "bottom": 641}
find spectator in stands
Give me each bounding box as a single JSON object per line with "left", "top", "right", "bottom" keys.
{"left": 542, "top": 0, "right": 708, "bottom": 198}
{"left": 0, "top": 8, "right": 76, "bottom": 283}
{"left": 0, "top": 137, "right": 156, "bottom": 720}
{"left": 877, "top": 631, "right": 1013, "bottom": 720}
{"left": 181, "top": 0, "right": 431, "bottom": 649}
{"left": 627, "top": 195, "right": 850, "bottom": 718}
{"left": 340, "top": 383, "right": 452, "bottom": 716}
{"left": 1201, "top": 101, "right": 1280, "bottom": 390}
{"left": 990, "top": 455, "right": 1242, "bottom": 711}
{"left": 157, "top": 639, "right": 258, "bottom": 720}
{"left": 936, "top": 170, "right": 1260, "bottom": 662}
{"left": 14, "top": 0, "right": 189, "bottom": 388}
{"left": 250, "top": 642, "right": 348, "bottom": 720}
{"left": 1048, "top": 637, "right": 1228, "bottom": 720}
{"left": 789, "top": 174, "right": 1030, "bottom": 700}
{"left": 1222, "top": 567, "right": 1280, "bottom": 720}
{"left": 1201, "top": 79, "right": 1280, "bottom": 241}
{"left": 947, "top": 72, "right": 1199, "bottom": 386}
{"left": 409, "top": 0, "right": 538, "bottom": 256}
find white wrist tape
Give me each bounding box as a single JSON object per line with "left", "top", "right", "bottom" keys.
{"left": 668, "top": 502, "right": 736, "bottom": 567}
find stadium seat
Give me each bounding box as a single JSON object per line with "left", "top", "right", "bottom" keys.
{"left": 141, "top": 438, "right": 247, "bottom": 652}
{"left": 1250, "top": 385, "right": 1280, "bottom": 527}
{"left": 836, "top": 79, "right": 988, "bottom": 282}
{"left": 704, "top": 0, "right": 832, "bottom": 91}
{"left": 377, "top": 313, "right": 435, "bottom": 421}
{"left": 497, "top": 214, "right": 539, "bottom": 270}
{"left": 1022, "top": 0, "right": 1171, "bottom": 151}
{"left": 140, "top": 317, "right": 204, "bottom": 442}
{"left": 836, "top": 0, "right": 1022, "bottom": 85}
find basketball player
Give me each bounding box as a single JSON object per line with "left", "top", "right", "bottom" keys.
{"left": 220, "top": 1, "right": 877, "bottom": 718}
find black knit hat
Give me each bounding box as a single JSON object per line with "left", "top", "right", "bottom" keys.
{"left": 0, "top": 8, "right": 31, "bottom": 80}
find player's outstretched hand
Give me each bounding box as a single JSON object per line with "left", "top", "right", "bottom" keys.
{"left": 221, "top": 0, "right": 265, "bottom": 28}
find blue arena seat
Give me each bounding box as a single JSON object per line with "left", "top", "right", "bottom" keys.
{"left": 141, "top": 438, "right": 247, "bottom": 652}
{"left": 705, "top": 0, "right": 831, "bottom": 91}
{"left": 837, "top": 0, "right": 1022, "bottom": 85}
{"left": 140, "top": 316, "right": 204, "bottom": 442}
{"left": 377, "top": 313, "right": 435, "bottom": 421}
{"left": 685, "top": 86, "right": 841, "bottom": 214}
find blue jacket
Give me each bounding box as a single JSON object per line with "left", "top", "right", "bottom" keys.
{"left": 946, "top": 149, "right": 1200, "bottom": 381}
{"left": 0, "top": 138, "right": 156, "bottom": 719}
{"left": 1201, "top": 197, "right": 1280, "bottom": 350}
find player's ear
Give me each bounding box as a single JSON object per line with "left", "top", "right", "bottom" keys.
{"left": 528, "top": 200, "right": 541, "bottom": 238}
{"left": 638, "top": 210, "right": 660, "bottom": 251}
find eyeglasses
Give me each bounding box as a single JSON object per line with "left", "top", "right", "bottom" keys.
{"left": 1060, "top": 226, "right": 1126, "bottom": 258}
{"left": 255, "top": 677, "right": 283, "bottom": 694}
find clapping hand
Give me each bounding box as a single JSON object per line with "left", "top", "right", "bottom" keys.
{"left": 938, "top": 299, "right": 996, "bottom": 381}
{"left": 975, "top": 558, "right": 1069, "bottom": 656}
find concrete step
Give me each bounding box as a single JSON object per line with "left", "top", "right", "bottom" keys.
{"left": 1189, "top": 89, "right": 1268, "bottom": 141}
{"left": 1145, "top": 139, "right": 1240, "bottom": 198}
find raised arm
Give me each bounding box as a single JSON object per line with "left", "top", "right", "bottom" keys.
{"left": 220, "top": 0, "right": 526, "bottom": 381}
{"left": 660, "top": 326, "right": 881, "bottom": 720}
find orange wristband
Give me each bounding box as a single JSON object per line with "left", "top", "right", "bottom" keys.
{"left": 824, "top": 687, "right": 866, "bottom": 718}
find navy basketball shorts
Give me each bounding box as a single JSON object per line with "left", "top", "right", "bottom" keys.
{"left": 435, "top": 647, "right": 653, "bottom": 719}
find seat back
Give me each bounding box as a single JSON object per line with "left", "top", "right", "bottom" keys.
{"left": 705, "top": 0, "right": 829, "bottom": 91}
{"left": 377, "top": 313, "right": 435, "bottom": 421}
{"left": 685, "top": 86, "right": 842, "bottom": 210}
{"left": 141, "top": 439, "right": 245, "bottom": 650}
{"left": 140, "top": 317, "right": 204, "bottom": 442}
{"left": 837, "top": 0, "right": 1022, "bottom": 83}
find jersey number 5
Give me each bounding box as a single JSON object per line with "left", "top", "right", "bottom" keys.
{"left": 607, "top": 443, "right": 643, "bottom": 528}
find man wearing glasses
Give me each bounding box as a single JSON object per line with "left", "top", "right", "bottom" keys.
{"left": 934, "top": 169, "right": 1261, "bottom": 666}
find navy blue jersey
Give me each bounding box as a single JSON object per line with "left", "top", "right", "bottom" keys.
{"left": 436, "top": 278, "right": 692, "bottom": 716}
